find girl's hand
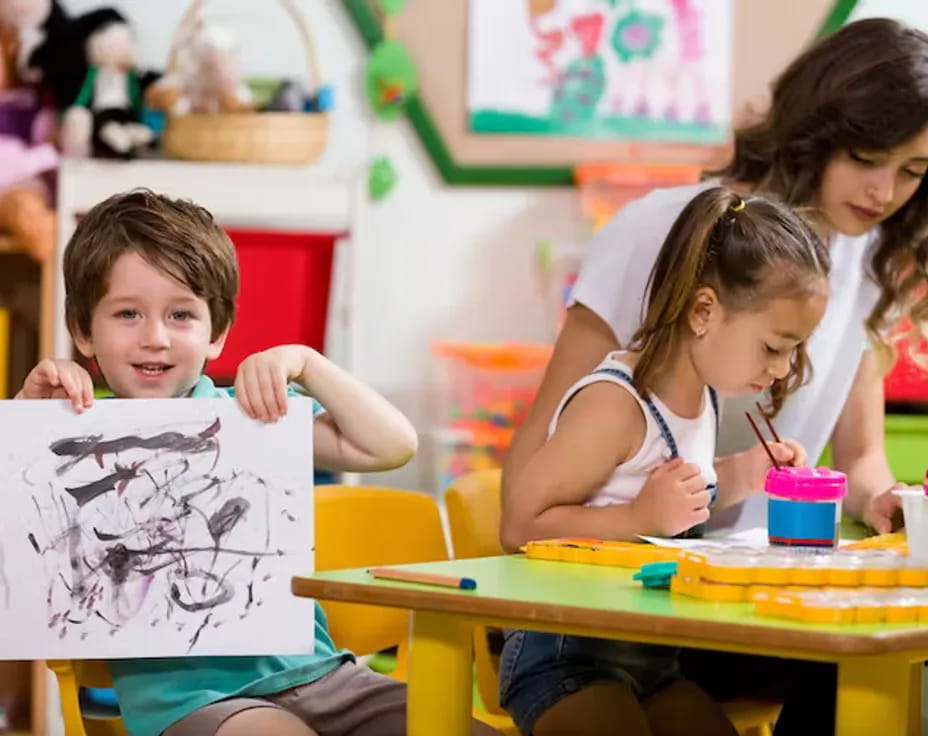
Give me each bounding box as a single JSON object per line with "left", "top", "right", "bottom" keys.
{"left": 742, "top": 439, "right": 806, "bottom": 491}
{"left": 630, "top": 458, "right": 712, "bottom": 537}
{"left": 16, "top": 358, "right": 94, "bottom": 412}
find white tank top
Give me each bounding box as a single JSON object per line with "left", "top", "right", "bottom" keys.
{"left": 570, "top": 180, "right": 880, "bottom": 532}
{"left": 548, "top": 352, "right": 719, "bottom": 514}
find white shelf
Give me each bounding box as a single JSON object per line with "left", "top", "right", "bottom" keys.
{"left": 57, "top": 157, "right": 357, "bottom": 230}
{"left": 54, "top": 157, "right": 361, "bottom": 360}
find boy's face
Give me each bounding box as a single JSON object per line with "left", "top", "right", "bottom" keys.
{"left": 73, "top": 251, "right": 228, "bottom": 399}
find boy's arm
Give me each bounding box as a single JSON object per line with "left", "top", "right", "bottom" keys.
{"left": 235, "top": 345, "right": 417, "bottom": 473}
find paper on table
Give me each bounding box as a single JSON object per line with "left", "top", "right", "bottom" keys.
{"left": 639, "top": 527, "right": 858, "bottom": 549}
{"left": 639, "top": 527, "right": 770, "bottom": 549}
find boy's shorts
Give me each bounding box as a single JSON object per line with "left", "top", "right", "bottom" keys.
{"left": 163, "top": 661, "right": 406, "bottom": 736}
{"left": 499, "top": 630, "right": 681, "bottom": 735}
{"left": 163, "top": 661, "right": 499, "bottom": 736}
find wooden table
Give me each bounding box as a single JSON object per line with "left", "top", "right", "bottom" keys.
{"left": 293, "top": 555, "right": 928, "bottom": 736}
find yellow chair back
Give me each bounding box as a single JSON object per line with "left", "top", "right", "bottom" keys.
{"left": 46, "top": 659, "right": 125, "bottom": 736}
{"left": 445, "top": 469, "right": 504, "bottom": 559}
{"left": 314, "top": 485, "right": 449, "bottom": 666}
{"left": 444, "top": 468, "right": 512, "bottom": 728}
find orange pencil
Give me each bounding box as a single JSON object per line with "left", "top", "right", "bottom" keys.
{"left": 368, "top": 567, "right": 477, "bottom": 590}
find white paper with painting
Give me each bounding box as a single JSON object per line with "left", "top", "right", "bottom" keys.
{"left": 468, "top": 0, "right": 732, "bottom": 144}
{"left": 0, "top": 398, "right": 315, "bottom": 659}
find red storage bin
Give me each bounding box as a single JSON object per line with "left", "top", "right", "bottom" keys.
{"left": 884, "top": 319, "right": 928, "bottom": 404}
{"left": 206, "top": 228, "right": 341, "bottom": 381}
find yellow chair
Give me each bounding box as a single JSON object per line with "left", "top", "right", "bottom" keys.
{"left": 46, "top": 660, "right": 126, "bottom": 736}
{"left": 0, "top": 307, "right": 9, "bottom": 398}
{"left": 315, "top": 484, "right": 451, "bottom": 679}
{"left": 444, "top": 469, "right": 509, "bottom": 720}
{"left": 318, "top": 483, "right": 520, "bottom": 732}
{"left": 444, "top": 469, "right": 780, "bottom": 736}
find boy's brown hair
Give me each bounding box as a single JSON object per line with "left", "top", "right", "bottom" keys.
{"left": 64, "top": 188, "right": 239, "bottom": 341}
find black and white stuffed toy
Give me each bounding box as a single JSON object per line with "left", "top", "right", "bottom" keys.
{"left": 67, "top": 18, "right": 156, "bottom": 158}
{"left": 0, "top": 0, "right": 156, "bottom": 158}
{"left": 0, "top": 0, "right": 120, "bottom": 109}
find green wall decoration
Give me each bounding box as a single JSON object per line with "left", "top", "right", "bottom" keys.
{"left": 341, "top": 0, "right": 859, "bottom": 187}
{"left": 365, "top": 40, "right": 419, "bottom": 120}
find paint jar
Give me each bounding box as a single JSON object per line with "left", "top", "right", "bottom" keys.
{"left": 766, "top": 466, "right": 847, "bottom": 548}
{"left": 894, "top": 489, "right": 928, "bottom": 561}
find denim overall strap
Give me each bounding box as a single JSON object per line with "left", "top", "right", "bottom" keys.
{"left": 708, "top": 386, "right": 719, "bottom": 429}
{"left": 593, "top": 367, "right": 680, "bottom": 458}
{"left": 593, "top": 367, "right": 719, "bottom": 539}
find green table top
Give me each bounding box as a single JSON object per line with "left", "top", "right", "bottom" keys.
{"left": 294, "top": 555, "right": 928, "bottom": 657}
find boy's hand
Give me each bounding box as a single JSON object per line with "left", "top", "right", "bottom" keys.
{"left": 16, "top": 358, "right": 94, "bottom": 412}
{"left": 234, "top": 345, "right": 308, "bottom": 422}
{"left": 630, "top": 457, "right": 711, "bottom": 537}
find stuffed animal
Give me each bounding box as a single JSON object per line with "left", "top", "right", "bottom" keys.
{"left": 0, "top": 23, "right": 17, "bottom": 90}
{"left": 64, "top": 18, "right": 154, "bottom": 158}
{"left": 0, "top": 134, "right": 56, "bottom": 263}
{"left": 0, "top": 0, "right": 125, "bottom": 112}
{"left": 145, "top": 20, "right": 254, "bottom": 116}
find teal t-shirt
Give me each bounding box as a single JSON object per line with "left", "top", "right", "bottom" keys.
{"left": 107, "top": 375, "right": 353, "bottom": 736}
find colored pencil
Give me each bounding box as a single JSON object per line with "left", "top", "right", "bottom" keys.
{"left": 368, "top": 567, "right": 477, "bottom": 590}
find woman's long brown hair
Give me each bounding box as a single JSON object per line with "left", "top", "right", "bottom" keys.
{"left": 710, "top": 18, "right": 928, "bottom": 366}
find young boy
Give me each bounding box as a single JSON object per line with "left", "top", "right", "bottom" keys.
{"left": 17, "top": 189, "right": 498, "bottom": 736}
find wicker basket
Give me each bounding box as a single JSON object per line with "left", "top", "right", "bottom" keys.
{"left": 160, "top": 0, "right": 327, "bottom": 165}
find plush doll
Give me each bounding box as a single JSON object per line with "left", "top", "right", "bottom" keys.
{"left": 0, "top": 23, "right": 17, "bottom": 90}
{"left": 0, "top": 134, "right": 57, "bottom": 263}
{"left": 145, "top": 20, "right": 254, "bottom": 116}
{"left": 64, "top": 19, "right": 154, "bottom": 158}
{"left": 0, "top": 0, "right": 124, "bottom": 112}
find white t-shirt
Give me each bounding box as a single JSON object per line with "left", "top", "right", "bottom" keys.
{"left": 548, "top": 352, "right": 717, "bottom": 508}
{"left": 570, "top": 181, "right": 881, "bottom": 530}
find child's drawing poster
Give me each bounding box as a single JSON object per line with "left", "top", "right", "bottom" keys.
{"left": 0, "top": 398, "right": 316, "bottom": 659}
{"left": 467, "top": 0, "right": 731, "bottom": 144}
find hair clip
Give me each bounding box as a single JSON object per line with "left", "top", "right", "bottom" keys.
{"left": 732, "top": 198, "right": 746, "bottom": 212}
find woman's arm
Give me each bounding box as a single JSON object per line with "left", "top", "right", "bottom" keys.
{"left": 831, "top": 351, "right": 902, "bottom": 533}
{"left": 502, "top": 304, "right": 619, "bottom": 517}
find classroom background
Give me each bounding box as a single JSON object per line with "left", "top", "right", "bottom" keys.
{"left": 1, "top": 0, "right": 928, "bottom": 733}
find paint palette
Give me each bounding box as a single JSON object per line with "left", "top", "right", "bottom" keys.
{"left": 521, "top": 537, "right": 678, "bottom": 567}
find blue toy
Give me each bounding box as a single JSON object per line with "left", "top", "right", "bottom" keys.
{"left": 633, "top": 560, "right": 678, "bottom": 589}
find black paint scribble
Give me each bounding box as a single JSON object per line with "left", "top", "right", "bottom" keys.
{"left": 26, "top": 417, "right": 296, "bottom": 652}
{"left": 65, "top": 463, "right": 143, "bottom": 507}
{"left": 170, "top": 570, "right": 233, "bottom": 612}
{"left": 50, "top": 419, "right": 222, "bottom": 475}
{"left": 207, "top": 498, "right": 250, "bottom": 544}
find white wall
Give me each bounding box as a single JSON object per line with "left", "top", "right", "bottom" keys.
{"left": 60, "top": 0, "right": 580, "bottom": 491}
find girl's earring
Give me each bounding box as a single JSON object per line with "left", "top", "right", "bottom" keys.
{"left": 696, "top": 328, "right": 706, "bottom": 338}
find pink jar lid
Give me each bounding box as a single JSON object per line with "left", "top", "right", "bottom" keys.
{"left": 765, "top": 466, "right": 847, "bottom": 501}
